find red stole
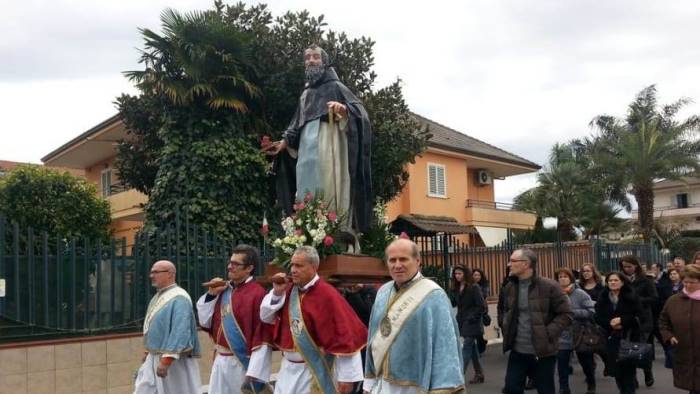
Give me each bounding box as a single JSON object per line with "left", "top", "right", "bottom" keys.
{"left": 273, "top": 278, "right": 367, "bottom": 355}
{"left": 205, "top": 280, "right": 273, "bottom": 353}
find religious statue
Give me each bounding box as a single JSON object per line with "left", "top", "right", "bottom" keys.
{"left": 265, "top": 44, "right": 373, "bottom": 250}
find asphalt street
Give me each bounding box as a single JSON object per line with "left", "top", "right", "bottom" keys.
{"left": 466, "top": 343, "right": 684, "bottom": 394}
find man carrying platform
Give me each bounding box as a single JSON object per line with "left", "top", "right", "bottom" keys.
{"left": 197, "top": 245, "right": 273, "bottom": 393}
{"left": 260, "top": 245, "right": 367, "bottom": 394}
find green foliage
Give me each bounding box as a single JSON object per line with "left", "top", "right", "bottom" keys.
{"left": 117, "top": 2, "right": 429, "bottom": 242}
{"left": 124, "top": 8, "right": 261, "bottom": 112}
{"left": 513, "top": 143, "right": 624, "bottom": 241}
{"left": 669, "top": 236, "right": 700, "bottom": 262}
{"left": 0, "top": 166, "right": 111, "bottom": 239}
{"left": 359, "top": 203, "right": 396, "bottom": 259}
{"left": 587, "top": 85, "right": 700, "bottom": 241}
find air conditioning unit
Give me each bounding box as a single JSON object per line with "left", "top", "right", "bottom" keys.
{"left": 476, "top": 169, "right": 492, "bottom": 185}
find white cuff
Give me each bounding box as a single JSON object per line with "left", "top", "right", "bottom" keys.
{"left": 162, "top": 353, "right": 179, "bottom": 360}
{"left": 335, "top": 352, "right": 363, "bottom": 382}
{"left": 260, "top": 289, "right": 286, "bottom": 324}
{"left": 195, "top": 293, "right": 218, "bottom": 328}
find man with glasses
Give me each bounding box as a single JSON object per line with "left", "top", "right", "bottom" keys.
{"left": 134, "top": 260, "right": 201, "bottom": 394}
{"left": 197, "top": 245, "right": 273, "bottom": 393}
{"left": 498, "top": 248, "right": 572, "bottom": 394}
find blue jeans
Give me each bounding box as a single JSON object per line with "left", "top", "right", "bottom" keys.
{"left": 462, "top": 336, "right": 480, "bottom": 372}
{"left": 504, "top": 350, "right": 556, "bottom": 394}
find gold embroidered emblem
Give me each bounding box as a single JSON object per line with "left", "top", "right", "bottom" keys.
{"left": 291, "top": 319, "right": 303, "bottom": 336}
{"left": 380, "top": 316, "right": 392, "bottom": 337}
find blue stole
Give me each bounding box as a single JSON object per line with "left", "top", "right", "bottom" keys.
{"left": 220, "top": 286, "right": 267, "bottom": 393}
{"left": 289, "top": 286, "right": 337, "bottom": 394}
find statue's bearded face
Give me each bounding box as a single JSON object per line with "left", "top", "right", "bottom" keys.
{"left": 304, "top": 47, "right": 325, "bottom": 85}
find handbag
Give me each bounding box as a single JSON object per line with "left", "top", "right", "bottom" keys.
{"left": 616, "top": 339, "right": 653, "bottom": 367}
{"left": 573, "top": 320, "right": 607, "bottom": 354}
{"left": 482, "top": 312, "right": 492, "bottom": 327}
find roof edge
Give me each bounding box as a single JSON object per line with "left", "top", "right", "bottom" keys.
{"left": 41, "top": 114, "right": 121, "bottom": 163}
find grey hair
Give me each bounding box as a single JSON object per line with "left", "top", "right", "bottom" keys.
{"left": 294, "top": 245, "right": 320, "bottom": 268}
{"left": 516, "top": 248, "right": 538, "bottom": 272}
{"left": 305, "top": 44, "right": 330, "bottom": 66}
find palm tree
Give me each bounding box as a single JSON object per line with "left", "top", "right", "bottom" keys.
{"left": 124, "top": 8, "right": 260, "bottom": 112}
{"left": 589, "top": 85, "right": 700, "bottom": 242}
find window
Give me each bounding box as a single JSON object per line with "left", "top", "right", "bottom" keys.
{"left": 677, "top": 193, "right": 689, "bottom": 209}
{"left": 427, "top": 163, "right": 447, "bottom": 198}
{"left": 101, "top": 169, "right": 112, "bottom": 197}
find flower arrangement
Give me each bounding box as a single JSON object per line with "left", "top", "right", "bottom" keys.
{"left": 269, "top": 191, "right": 341, "bottom": 269}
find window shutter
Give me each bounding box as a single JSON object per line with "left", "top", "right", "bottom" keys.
{"left": 429, "top": 165, "right": 437, "bottom": 195}
{"left": 437, "top": 166, "right": 446, "bottom": 196}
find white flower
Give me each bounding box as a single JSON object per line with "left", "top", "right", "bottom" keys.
{"left": 309, "top": 229, "right": 318, "bottom": 237}
{"left": 296, "top": 219, "right": 302, "bottom": 226}
{"left": 299, "top": 235, "right": 307, "bottom": 243}
{"left": 273, "top": 239, "right": 282, "bottom": 247}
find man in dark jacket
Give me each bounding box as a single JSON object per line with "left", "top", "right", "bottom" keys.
{"left": 498, "top": 248, "right": 573, "bottom": 394}
{"left": 620, "top": 255, "right": 658, "bottom": 387}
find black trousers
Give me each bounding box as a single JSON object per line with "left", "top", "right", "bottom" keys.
{"left": 504, "top": 350, "right": 556, "bottom": 394}
{"left": 557, "top": 349, "right": 596, "bottom": 389}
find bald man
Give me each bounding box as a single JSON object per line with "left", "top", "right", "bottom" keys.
{"left": 134, "top": 260, "right": 202, "bottom": 394}
{"left": 363, "top": 239, "right": 465, "bottom": 393}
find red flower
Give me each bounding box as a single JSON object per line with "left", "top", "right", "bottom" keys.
{"left": 328, "top": 212, "right": 337, "bottom": 222}
{"left": 295, "top": 229, "right": 303, "bottom": 236}
{"left": 323, "top": 235, "right": 334, "bottom": 247}
{"left": 304, "top": 191, "right": 314, "bottom": 202}
{"left": 293, "top": 202, "right": 305, "bottom": 211}
{"left": 399, "top": 232, "right": 410, "bottom": 239}
{"left": 261, "top": 224, "right": 269, "bottom": 235}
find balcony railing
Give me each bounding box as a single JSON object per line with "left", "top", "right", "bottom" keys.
{"left": 631, "top": 202, "right": 700, "bottom": 214}
{"left": 466, "top": 199, "right": 515, "bottom": 211}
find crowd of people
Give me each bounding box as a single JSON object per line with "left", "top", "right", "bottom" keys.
{"left": 132, "top": 241, "right": 700, "bottom": 394}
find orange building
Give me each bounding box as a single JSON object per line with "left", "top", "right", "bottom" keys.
{"left": 386, "top": 114, "right": 539, "bottom": 246}
{"left": 42, "top": 113, "right": 539, "bottom": 246}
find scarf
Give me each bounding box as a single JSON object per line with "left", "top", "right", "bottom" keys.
{"left": 682, "top": 287, "right": 700, "bottom": 300}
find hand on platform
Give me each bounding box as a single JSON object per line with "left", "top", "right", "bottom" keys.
{"left": 337, "top": 382, "right": 354, "bottom": 394}
{"left": 206, "top": 277, "right": 228, "bottom": 296}
{"left": 263, "top": 140, "right": 287, "bottom": 156}
{"left": 271, "top": 273, "right": 289, "bottom": 296}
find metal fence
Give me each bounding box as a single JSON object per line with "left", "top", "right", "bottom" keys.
{"left": 413, "top": 234, "right": 668, "bottom": 298}
{"left": 0, "top": 215, "right": 269, "bottom": 343}
{"left": 0, "top": 214, "right": 668, "bottom": 343}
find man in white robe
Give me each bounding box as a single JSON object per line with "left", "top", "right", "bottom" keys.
{"left": 134, "top": 260, "right": 201, "bottom": 394}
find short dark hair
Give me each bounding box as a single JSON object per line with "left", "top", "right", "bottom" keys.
{"left": 231, "top": 244, "right": 260, "bottom": 274}
{"left": 555, "top": 268, "right": 575, "bottom": 284}
{"left": 606, "top": 271, "right": 631, "bottom": 287}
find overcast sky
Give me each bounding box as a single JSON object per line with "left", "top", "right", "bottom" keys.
{"left": 2, "top": 0, "right": 700, "bottom": 203}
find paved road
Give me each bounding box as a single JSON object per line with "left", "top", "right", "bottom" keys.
{"left": 469, "top": 343, "right": 684, "bottom": 393}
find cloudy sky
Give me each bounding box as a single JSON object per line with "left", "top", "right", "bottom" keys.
{"left": 2, "top": 0, "right": 700, "bottom": 203}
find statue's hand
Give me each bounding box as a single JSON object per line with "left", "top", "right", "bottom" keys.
{"left": 263, "top": 140, "right": 287, "bottom": 156}
{"left": 327, "top": 101, "right": 347, "bottom": 119}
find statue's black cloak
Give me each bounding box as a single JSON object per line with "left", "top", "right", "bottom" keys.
{"left": 274, "top": 67, "right": 373, "bottom": 232}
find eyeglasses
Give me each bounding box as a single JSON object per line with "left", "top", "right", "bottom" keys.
{"left": 228, "top": 261, "right": 249, "bottom": 268}
{"left": 150, "top": 270, "right": 171, "bottom": 275}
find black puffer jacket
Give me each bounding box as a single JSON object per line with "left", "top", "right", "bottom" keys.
{"left": 454, "top": 283, "right": 485, "bottom": 338}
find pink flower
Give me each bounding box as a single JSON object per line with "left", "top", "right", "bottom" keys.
{"left": 328, "top": 212, "right": 337, "bottom": 222}
{"left": 323, "top": 235, "right": 334, "bottom": 247}
{"left": 304, "top": 191, "right": 314, "bottom": 202}
{"left": 261, "top": 224, "right": 269, "bottom": 235}
{"left": 399, "top": 232, "right": 410, "bottom": 239}
{"left": 297, "top": 202, "right": 305, "bottom": 210}
{"left": 295, "top": 229, "right": 303, "bottom": 236}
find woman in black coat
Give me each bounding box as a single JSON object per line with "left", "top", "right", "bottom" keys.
{"left": 452, "top": 265, "right": 486, "bottom": 384}
{"left": 595, "top": 271, "right": 644, "bottom": 394}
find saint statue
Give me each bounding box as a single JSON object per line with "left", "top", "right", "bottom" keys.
{"left": 265, "top": 45, "right": 373, "bottom": 249}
